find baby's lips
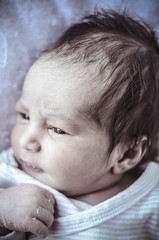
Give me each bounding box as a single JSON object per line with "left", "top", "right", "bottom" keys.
{"left": 20, "top": 158, "right": 43, "bottom": 172}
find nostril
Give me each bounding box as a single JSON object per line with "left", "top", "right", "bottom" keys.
{"left": 35, "top": 144, "right": 41, "bottom": 152}
{"left": 26, "top": 142, "right": 41, "bottom": 152}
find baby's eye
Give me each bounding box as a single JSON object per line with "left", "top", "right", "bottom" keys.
{"left": 19, "top": 112, "right": 30, "bottom": 120}
{"left": 48, "top": 127, "right": 66, "bottom": 135}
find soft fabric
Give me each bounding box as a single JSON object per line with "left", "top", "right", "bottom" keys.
{"left": 0, "top": 148, "right": 159, "bottom": 240}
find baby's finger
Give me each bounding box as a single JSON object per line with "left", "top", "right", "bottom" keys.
{"left": 41, "top": 194, "right": 55, "bottom": 213}
{"left": 43, "top": 191, "right": 55, "bottom": 205}
{"left": 29, "top": 217, "right": 49, "bottom": 239}
{"left": 35, "top": 207, "right": 54, "bottom": 228}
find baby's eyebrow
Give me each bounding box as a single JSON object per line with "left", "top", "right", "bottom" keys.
{"left": 44, "top": 111, "right": 83, "bottom": 133}
{"left": 15, "top": 99, "right": 28, "bottom": 111}
{"left": 42, "top": 107, "right": 85, "bottom": 128}
{"left": 44, "top": 111, "right": 76, "bottom": 124}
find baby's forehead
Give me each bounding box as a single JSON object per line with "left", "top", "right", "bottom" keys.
{"left": 24, "top": 55, "right": 109, "bottom": 113}
{"left": 22, "top": 54, "right": 125, "bottom": 132}
{"left": 29, "top": 54, "right": 110, "bottom": 96}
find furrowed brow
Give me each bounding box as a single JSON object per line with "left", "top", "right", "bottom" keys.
{"left": 45, "top": 112, "right": 78, "bottom": 126}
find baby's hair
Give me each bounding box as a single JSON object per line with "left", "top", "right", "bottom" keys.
{"left": 45, "top": 9, "right": 159, "bottom": 158}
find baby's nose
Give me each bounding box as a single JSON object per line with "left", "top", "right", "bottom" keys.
{"left": 19, "top": 127, "right": 41, "bottom": 152}
{"left": 25, "top": 141, "right": 41, "bottom": 152}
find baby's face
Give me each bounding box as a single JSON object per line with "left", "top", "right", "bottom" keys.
{"left": 11, "top": 56, "right": 114, "bottom": 197}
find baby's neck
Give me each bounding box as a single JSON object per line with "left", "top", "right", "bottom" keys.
{"left": 74, "top": 170, "right": 140, "bottom": 205}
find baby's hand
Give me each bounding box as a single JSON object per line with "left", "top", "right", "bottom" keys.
{"left": 0, "top": 184, "right": 55, "bottom": 239}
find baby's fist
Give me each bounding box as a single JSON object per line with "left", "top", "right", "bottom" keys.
{"left": 0, "top": 184, "right": 55, "bottom": 238}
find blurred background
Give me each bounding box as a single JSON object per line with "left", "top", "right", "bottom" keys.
{"left": 0, "top": 0, "right": 159, "bottom": 155}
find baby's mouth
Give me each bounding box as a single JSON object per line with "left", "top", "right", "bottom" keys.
{"left": 20, "top": 159, "right": 43, "bottom": 173}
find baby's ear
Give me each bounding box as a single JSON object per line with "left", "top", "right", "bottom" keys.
{"left": 111, "top": 136, "right": 148, "bottom": 174}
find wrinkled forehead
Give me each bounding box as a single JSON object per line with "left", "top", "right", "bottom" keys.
{"left": 22, "top": 55, "right": 110, "bottom": 111}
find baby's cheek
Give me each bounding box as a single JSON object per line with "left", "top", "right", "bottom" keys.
{"left": 10, "top": 125, "right": 16, "bottom": 147}
{"left": 10, "top": 124, "right": 22, "bottom": 151}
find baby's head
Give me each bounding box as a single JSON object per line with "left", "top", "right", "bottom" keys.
{"left": 11, "top": 10, "right": 159, "bottom": 197}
